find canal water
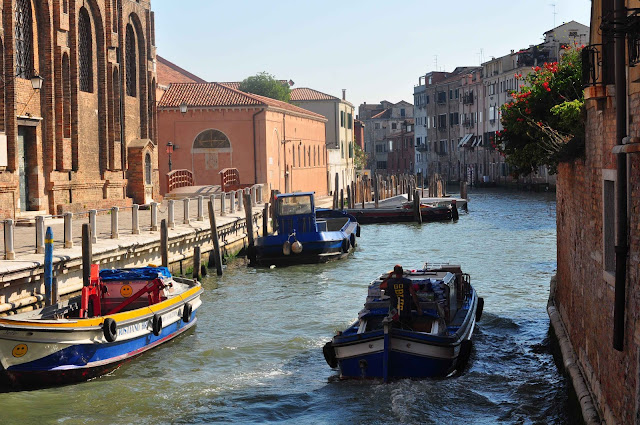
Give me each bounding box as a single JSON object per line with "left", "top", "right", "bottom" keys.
{"left": 3, "top": 189, "right": 577, "bottom": 425}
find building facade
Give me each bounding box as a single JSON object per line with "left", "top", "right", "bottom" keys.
{"left": 290, "top": 87, "right": 355, "bottom": 195}
{"left": 553, "top": 4, "right": 639, "bottom": 424}
{"left": 0, "top": 0, "right": 159, "bottom": 219}
{"left": 157, "top": 83, "right": 328, "bottom": 196}
{"left": 358, "top": 100, "right": 413, "bottom": 173}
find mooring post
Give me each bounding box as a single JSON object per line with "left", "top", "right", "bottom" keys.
{"left": 150, "top": 202, "right": 158, "bottom": 231}
{"left": 208, "top": 197, "right": 223, "bottom": 276}
{"left": 373, "top": 174, "right": 379, "bottom": 208}
{"left": 132, "top": 204, "right": 140, "bottom": 235}
{"left": 251, "top": 186, "right": 257, "bottom": 207}
{"left": 183, "top": 198, "right": 190, "bottom": 224}
{"left": 238, "top": 190, "right": 244, "bottom": 212}
{"left": 451, "top": 199, "right": 459, "bottom": 221}
{"left": 52, "top": 277, "right": 59, "bottom": 306}
{"left": 361, "top": 179, "right": 365, "bottom": 208}
{"left": 193, "top": 246, "right": 201, "bottom": 281}
{"left": 161, "top": 219, "right": 168, "bottom": 268}
{"left": 168, "top": 200, "right": 175, "bottom": 229}
{"left": 64, "top": 213, "right": 73, "bottom": 248}
{"left": 4, "top": 219, "right": 14, "bottom": 260}
{"left": 35, "top": 216, "right": 45, "bottom": 254}
{"left": 89, "top": 209, "right": 97, "bottom": 242}
{"left": 82, "top": 223, "right": 92, "bottom": 287}
{"left": 347, "top": 185, "right": 352, "bottom": 210}
{"left": 111, "top": 207, "right": 119, "bottom": 239}
{"left": 263, "top": 202, "right": 269, "bottom": 237}
{"left": 244, "top": 193, "right": 255, "bottom": 254}
{"left": 340, "top": 189, "right": 344, "bottom": 211}
{"left": 220, "top": 192, "right": 227, "bottom": 216}
{"left": 197, "top": 196, "right": 204, "bottom": 221}
{"left": 44, "top": 226, "right": 53, "bottom": 306}
{"left": 414, "top": 189, "right": 422, "bottom": 224}
{"left": 230, "top": 191, "right": 236, "bottom": 214}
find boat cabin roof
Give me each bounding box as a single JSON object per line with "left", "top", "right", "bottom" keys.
{"left": 276, "top": 192, "right": 315, "bottom": 199}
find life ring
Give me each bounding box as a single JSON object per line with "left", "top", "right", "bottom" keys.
{"left": 103, "top": 318, "right": 117, "bottom": 343}
{"left": 476, "top": 297, "right": 484, "bottom": 322}
{"left": 350, "top": 233, "right": 356, "bottom": 248}
{"left": 322, "top": 341, "right": 338, "bottom": 368}
{"left": 182, "top": 303, "right": 193, "bottom": 323}
{"left": 342, "top": 238, "right": 349, "bottom": 253}
{"left": 152, "top": 314, "right": 163, "bottom": 336}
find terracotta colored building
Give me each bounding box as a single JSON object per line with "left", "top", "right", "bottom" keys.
{"left": 354, "top": 118, "right": 365, "bottom": 150}
{"left": 386, "top": 121, "right": 415, "bottom": 175}
{"left": 0, "top": 0, "right": 159, "bottom": 219}
{"left": 552, "top": 1, "right": 640, "bottom": 423}
{"left": 157, "top": 83, "right": 328, "bottom": 195}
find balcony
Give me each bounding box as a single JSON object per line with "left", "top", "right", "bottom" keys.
{"left": 416, "top": 143, "right": 429, "bottom": 152}
{"left": 463, "top": 93, "right": 474, "bottom": 105}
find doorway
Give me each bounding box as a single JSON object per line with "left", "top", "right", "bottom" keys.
{"left": 17, "top": 126, "right": 33, "bottom": 211}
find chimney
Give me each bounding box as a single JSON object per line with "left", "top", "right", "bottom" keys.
{"left": 342, "top": 89, "right": 346, "bottom": 100}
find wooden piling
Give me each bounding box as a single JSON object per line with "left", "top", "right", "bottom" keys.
{"left": 263, "top": 202, "right": 269, "bottom": 237}
{"left": 340, "top": 189, "right": 344, "bottom": 211}
{"left": 414, "top": 190, "right": 422, "bottom": 224}
{"left": 82, "top": 223, "right": 92, "bottom": 287}
{"left": 373, "top": 174, "right": 379, "bottom": 208}
{"left": 208, "top": 199, "right": 223, "bottom": 276}
{"left": 333, "top": 173, "right": 339, "bottom": 209}
{"left": 160, "top": 219, "right": 168, "bottom": 268}
{"left": 244, "top": 193, "right": 255, "bottom": 248}
{"left": 193, "top": 246, "right": 201, "bottom": 281}
{"left": 347, "top": 185, "right": 352, "bottom": 209}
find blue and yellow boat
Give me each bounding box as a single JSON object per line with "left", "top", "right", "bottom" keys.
{"left": 0, "top": 265, "right": 202, "bottom": 389}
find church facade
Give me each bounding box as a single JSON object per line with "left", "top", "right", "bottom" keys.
{"left": 0, "top": 0, "right": 159, "bottom": 219}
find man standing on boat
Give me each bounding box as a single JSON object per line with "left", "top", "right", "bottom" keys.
{"left": 381, "top": 265, "right": 423, "bottom": 328}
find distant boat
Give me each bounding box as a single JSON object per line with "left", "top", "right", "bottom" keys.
{"left": 323, "top": 263, "right": 482, "bottom": 381}
{"left": 344, "top": 201, "right": 454, "bottom": 224}
{"left": 0, "top": 266, "right": 202, "bottom": 389}
{"left": 251, "top": 192, "right": 359, "bottom": 266}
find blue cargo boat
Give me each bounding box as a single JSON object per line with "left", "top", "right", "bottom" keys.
{"left": 0, "top": 265, "right": 202, "bottom": 389}
{"left": 323, "top": 263, "right": 482, "bottom": 381}
{"left": 251, "top": 192, "right": 359, "bottom": 266}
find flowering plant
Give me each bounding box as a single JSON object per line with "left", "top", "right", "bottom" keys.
{"left": 496, "top": 48, "right": 584, "bottom": 176}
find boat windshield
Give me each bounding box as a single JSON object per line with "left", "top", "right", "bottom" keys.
{"left": 278, "top": 196, "right": 312, "bottom": 216}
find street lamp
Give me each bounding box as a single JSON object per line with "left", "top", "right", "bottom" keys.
{"left": 166, "top": 141, "right": 174, "bottom": 172}
{"left": 179, "top": 102, "right": 188, "bottom": 114}
{"left": 30, "top": 74, "right": 44, "bottom": 91}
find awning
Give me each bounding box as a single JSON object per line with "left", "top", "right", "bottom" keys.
{"left": 458, "top": 134, "right": 473, "bottom": 147}
{"left": 471, "top": 136, "right": 483, "bottom": 148}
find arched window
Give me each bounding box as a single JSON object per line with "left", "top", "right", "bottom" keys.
{"left": 145, "top": 153, "right": 152, "bottom": 185}
{"left": 78, "top": 7, "right": 93, "bottom": 93}
{"left": 62, "top": 53, "right": 71, "bottom": 138}
{"left": 125, "top": 25, "right": 136, "bottom": 97}
{"left": 112, "top": 0, "right": 118, "bottom": 32}
{"left": 15, "top": 0, "right": 33, "bottom": 79}
{"left": 192, "top": 129, "right": 231, "bottom": 152}
{"left": 63, "top": 0, "right": 68, "bottom": 14}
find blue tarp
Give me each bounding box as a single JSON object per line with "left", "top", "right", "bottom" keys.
{"left": 99, "top": 267, "right": 172, "bottom": 282}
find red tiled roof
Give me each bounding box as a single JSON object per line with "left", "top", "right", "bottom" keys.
{"left": 290, "top": 88, "right": 338, "bottom": 101}
{"left": 158, "top": 83, "right": 326, "bottom": 120}
{"left": 156, "top": 56, "right": 207, "bottom": 85}
{"left": 219, "top": 82, "right": 241, "bottom": 90}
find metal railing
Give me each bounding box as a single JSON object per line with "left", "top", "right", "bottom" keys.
{"left": 1, "top": 184, "right": 265, "bottom": 260}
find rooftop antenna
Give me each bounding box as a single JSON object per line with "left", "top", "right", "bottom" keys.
{"left": 434, "top": 55, "right": 438, "bottom": 72}
{"left": 550, "top": 3, "right": 557, "bottom": 28}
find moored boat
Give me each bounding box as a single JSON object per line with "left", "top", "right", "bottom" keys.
{"left": 323, "top": 263, "right": 482, "bottom": 381}
{"left": 0, "top": 265, "right": 202, "bottom": 389}
{"left": 251, "top": 192, "right": 359, "bottom": 266}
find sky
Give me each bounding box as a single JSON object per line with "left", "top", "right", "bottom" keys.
{"left": 153, "top": 0, "right": 591, "bottom": 112}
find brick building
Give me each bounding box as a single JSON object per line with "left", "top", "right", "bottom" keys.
{"left": 552, "top": 2, "right": 640, "bottom": 423}
{"left": 0, "top": 0, "right": 159, "bottom": 219}
{"left": 386, "top": 121, "right": 414, "bottom": 175}
{"left": 157, "top": 83, "right": 328, "bottom": 195}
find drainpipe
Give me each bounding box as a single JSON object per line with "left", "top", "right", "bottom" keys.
{"left": 613, "top": 0, "right": 628, "bottom": 352}
{"left": 252, "top": 108, "right": 265, "bottom": 184}
{"left": 117, "top": 2, "right": 126, "bottom": 174}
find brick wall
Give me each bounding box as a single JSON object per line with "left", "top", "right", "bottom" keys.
{"left": 555, "top": 85, "right": 640, "bottom": 423}
{"left": 0, "top": 0, "right": 157, "bottom": 220}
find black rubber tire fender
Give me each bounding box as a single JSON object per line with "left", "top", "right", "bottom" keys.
{"left": 342, "top": 238, "right": 349, "bottom": 253}
{"left": 103, "top": 318, "right": 118, "bottom": 343}
{"left": 182, "top": 303, "right": 193, "bottom": 323}
{"left": 322, "top": 341, "right": 338, "bottom": 368}
{"left": 476, "top": 297, "right": 484, "bottom": 322}
{"left": 152, "top": 314, "right": 163, "bottom": 336}
{"left": 350, "top": 233, "right": 356, "bottom": 248}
